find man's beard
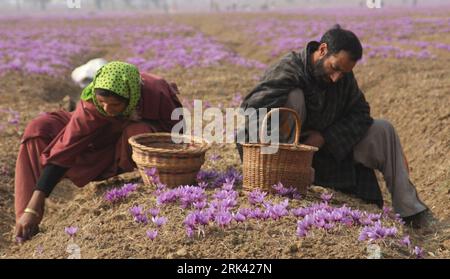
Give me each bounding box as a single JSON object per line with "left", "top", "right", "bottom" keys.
{"left": 312, "top": 57, "right": 332, "bottom": 87}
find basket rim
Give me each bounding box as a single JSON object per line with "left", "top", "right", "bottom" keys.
{"left": 129, "top": 132, "right": 210, "bottom": 155}
{"left": 241, "top": 142, "right": 318, "bottom": 152}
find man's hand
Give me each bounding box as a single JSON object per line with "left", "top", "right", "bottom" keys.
{"left": 303, "top": 130, "right": 325, "bottom": 148}
{"left": 15, "top": 190, "right": 46, "bottom": 242}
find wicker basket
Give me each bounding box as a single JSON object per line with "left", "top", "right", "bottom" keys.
{"left": 242, "top": 108, "right": 318, "bottom": 195}
{"left": 128, "top": 133, "right": 210, "bottom": 188}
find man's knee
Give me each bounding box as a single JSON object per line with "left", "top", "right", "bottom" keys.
{"left": 370, "top": 119, "right": 396, "bottom": 138}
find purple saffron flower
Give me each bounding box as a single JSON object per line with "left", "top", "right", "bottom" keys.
{"left": 360, "top": 217, "right": 374, "bottom": 226}
{"left": 267, "top": 199, "right": 289, "bottom": 220}
{"left": 296, "top": 222, "right": 309, "bottom": 238}
{"left": 186, "top": 227, "right": 194, "bottom": 238}
{"left": 196, "top": 169, "right": 219, "bottom": 184}
{"left": 129, "top": 205, "right": 144, "bottom": 216}
{"left": 195, "top": 210, "right": 212, "bottom": 226}
{"left": 350, "top": 210, "right": 363, "bottom": 222}
{"left": 248, "top": 189, "right": 267, "bottom": 205}
{"left": 233, "top": 212, "right": 246, "bottom": 223}
{"left": 134, "top": 214, "right": 149, "bottom": 225}
{"left": 65, "top": 226, "right": 78, "bottom": 237}
{"left": 36, "top": 244, "right": 44, "bottom": 255}
{"left": 340, "top": 216, "right": 354, "bottom": 227}
{"left": 323, "top": 223, "right": 335, "bottom": 230}
{"left": 222, "top": 179, "right": 235, "bottom": 191}
{"left": 413, "top": 246, "right": 424, "bottom": 259}
{"left": 129, "top": 205, "right": 148, "bottom": 224}
{"left": 152, "top": 216, "right": 167, "bottom": 227}
{"left": 400, "top": 235, "right": 411, "bottom": 247}
{"left": 321, "top": 192, "right": 333, "bottom": 203}
{"left": 291, "top": 208, "right": 307, "bottom": 217}
{"left": 237, "top": 207, "right": 252, "bottom": 217}
{"left": 145, "top": 167, "right": 157, "bottom": 177}
{"left": 146, "top": 230, "right": 158, "bottom": 241}
{"left": 184, "top": 213, "right": 197, "bottom": 228}
{"left": 193, "top": 200, "right": 207, "bottom": 210}
{"left": 214, "top": 211, "right": 233, "bottom": 228}
{"left": 104, "top": 183, "right": 138, "bottom": 203}
{"left": 248, "top": 208, "right": 263, "bottom": 219}
{"left": 272, "top": 182, "right": 300, "bottom": 199}
{"left": 148, "top": 208, "right": 160, "bottom": 217}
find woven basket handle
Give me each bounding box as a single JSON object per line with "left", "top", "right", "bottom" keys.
{"left": 260, "top": 107, "right": 302, "bottom": 145}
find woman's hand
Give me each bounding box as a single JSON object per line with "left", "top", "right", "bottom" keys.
{"left": 15, "top": 190, "right": 46, "bottom": 242}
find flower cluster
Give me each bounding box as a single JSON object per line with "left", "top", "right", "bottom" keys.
{"left": 231, "top": 9, "right": 448, "bottom": 60}
{"left": 104, "top": 183, "right": 138, "bottom": 203}
{"left": 272, "top": 182, "right": 302, "bottom": 200}
{"left": 128, "top": 203, "right": 169, "bottom": 241}
{"left": 196, "top": 168, "right": 243, "bottom": 189}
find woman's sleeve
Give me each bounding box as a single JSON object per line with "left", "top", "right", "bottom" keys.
{"left": 35, "top": 164, "right": 68, "bottom": 197}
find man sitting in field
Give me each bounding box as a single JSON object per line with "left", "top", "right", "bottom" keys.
{"left": 237, "top": 25, "right": 435, "bottom": 229}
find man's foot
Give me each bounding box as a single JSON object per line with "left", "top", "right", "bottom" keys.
{"left": 403, "top": 209, "right": 438, "bottom": 232}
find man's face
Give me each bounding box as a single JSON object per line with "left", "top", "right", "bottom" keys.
{"left": 313, "top": 45, "right": 356, "bottom": 85}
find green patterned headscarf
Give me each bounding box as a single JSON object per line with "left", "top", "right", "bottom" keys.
{"left": 80, "top": 61, "right": 141, "bottom": 117}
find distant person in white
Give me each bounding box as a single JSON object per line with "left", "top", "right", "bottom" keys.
{"left": 71, "top": 58, "right": 108, "bottom": 88}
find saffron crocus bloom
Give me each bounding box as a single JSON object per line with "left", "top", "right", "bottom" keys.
{"left": 214, "top": 211, "right": 233, "bottom": 228}
{"left": 145, "top": 167, "right": 157, "bottom": 177}
{"left": 104, "top": 183, "right": 138, "bottom": 203}
{"left": 248, "top": 189, "right": 267, "bottom": 205}
{"left": 186, "top": 227, "right": 194, "bottom": 238}
{"left": 291, "top": 208, "right": 307, "bottom": 217}
{"left": 400, "top": 235, "right": 411, "bottom": 247}
{"left": 193, "top": 200, "right": 207, "bottom": 210}
{"left": 146, "top": 230, "right": 158, "bottom": 241}
{"left": 233, "top": 212, "right": 246, "bottom": 223}
{"left": 195, "top": 210, "right": 211, "bottom": 226}
{"left": 320, "top": 193, "right": 333, "bottom": 203}
{"left": 65, "top": 226, "right": 78, "bottom": 237}
{"left": 237, "top": 207, "right": 252, "bottom": 217}
{"left": 184, "top": 212, "right": 198, "bottom": 228}
{"left": 296, "top": 221, "right": 309, "bottom": 238}
{"left": 134, "top": 214, "right": 148, "bottom": 225}
{"left": 152, "top": 216, "right": 167, "bottom": 227}
{"left": 413, "top": 246, "right": 424, "bottom": 259}
{"left": 129, "top": 205, "right": 144, "bottom": 216}
{"left": 148, "top": 208, "right": 160, "bottom": 217}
